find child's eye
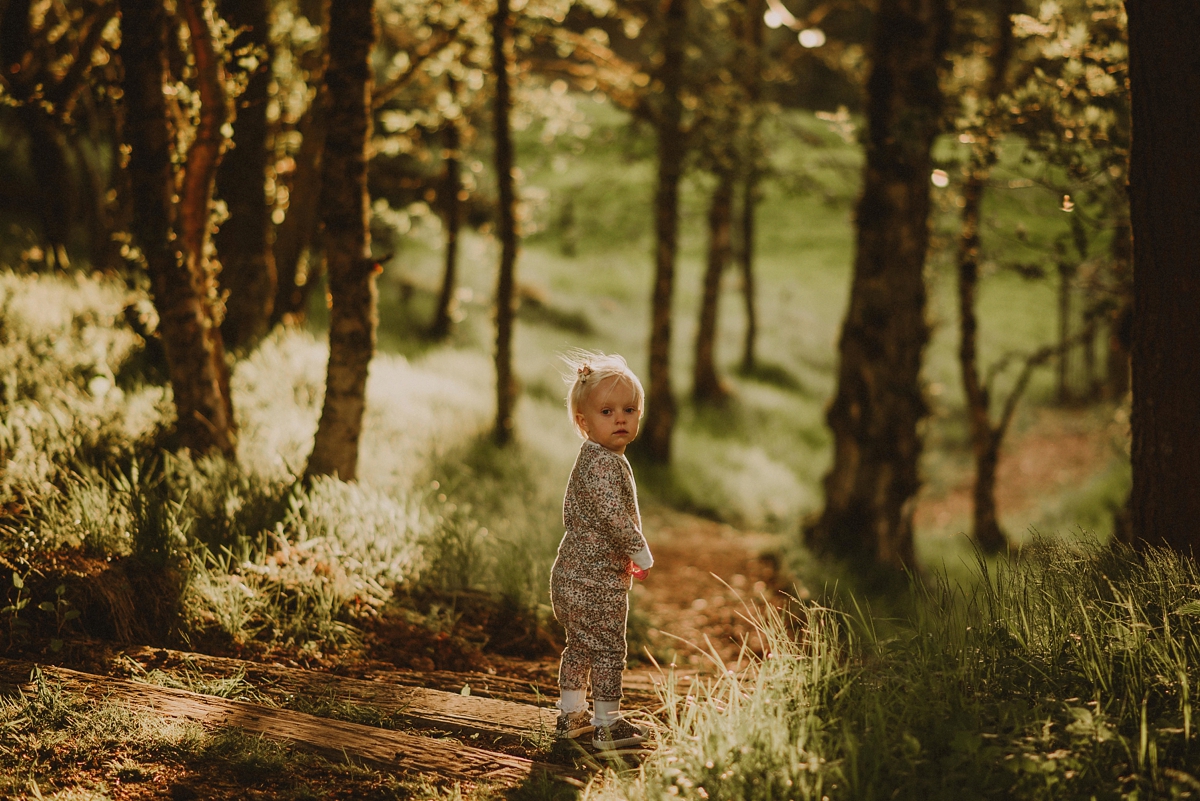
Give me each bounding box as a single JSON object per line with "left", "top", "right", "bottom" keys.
{"left": 601, "top": 409, "right": 611, "bottom": 415}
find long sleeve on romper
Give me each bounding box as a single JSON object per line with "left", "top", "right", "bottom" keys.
{"left": 557, "top": 440, "right": 651, "bottom": 589}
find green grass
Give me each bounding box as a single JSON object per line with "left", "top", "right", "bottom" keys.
{"left": 590, "top": 540, "right": 1200, "bottom": 801}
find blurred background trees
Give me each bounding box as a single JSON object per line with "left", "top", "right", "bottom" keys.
{"left": 0, "top": 0, "right": 1182, "bottom": 565}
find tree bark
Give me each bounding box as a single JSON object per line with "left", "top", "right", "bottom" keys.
{"left": 954, "top": 0, "right": 1015, "bottom": 555}
{"left": 216, "top": 0, "right": 277, "bottom": 352}
{"left": 632, "top": 0, "right": 687, "bottom": 463}
{"left": 738, "top": 0, "right": 764, "bottom": 374}
{"left": 803, "top": 0, "right": 950, "bottom": 570}
{"left": 1056, "top": 258, "right": 1074, "bottom": 404}
{"left": 957, "top": 160, "right": 1008, "bottom": 554}
{"left": 693, "top": 169, "right": 734, "bottom": 404}
{"left": 430, "top": 85, "right": 462, "bottom": 341}
{"left": 120, "top": 0, "right": 235, "bottom": 457}
{"left": 0, "top": 0, "right": 33, "bottom": 82}
{"left": 179, "top": 0, "right": 234, "bottom": 432}
{"left": 1125, "top": 0, "right": 1200, "bottom": 552}
{"left": 305, "top": 0, "right": 377, "bottom": 481}
{"left": 1105, "top": 216, "right": 1132, "bottom": 400}
{"left": 491, "top": 0, "right": 520, "bottom": 446}
{"left": 738, "top": 170, "right": 759, "bottom": 374}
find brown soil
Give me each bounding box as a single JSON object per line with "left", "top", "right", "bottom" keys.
{"left": 914, "top": 406, "right": 1123, "bottom": 536}
{"left": 634, "top": 510, "right": 792, "bottom": 669}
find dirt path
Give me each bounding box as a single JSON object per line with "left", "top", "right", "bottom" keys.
{"left": 633, "top": 510, "right": 793, "bottom": 669}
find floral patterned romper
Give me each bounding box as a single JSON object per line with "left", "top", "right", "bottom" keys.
{"left": 550, "top": 440, "right": 650, "bottom": 701}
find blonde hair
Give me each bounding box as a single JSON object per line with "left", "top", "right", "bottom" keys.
{"left": 562, "top": 350, "right": 645, "bottom": 439}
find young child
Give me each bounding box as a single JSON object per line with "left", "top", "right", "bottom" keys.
{"left": 551, "top": 351, "right": 654, "bottom": 751}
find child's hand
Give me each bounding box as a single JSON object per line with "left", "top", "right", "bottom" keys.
{"left": 628, "top": 561, "right": 648, "bottom": 581}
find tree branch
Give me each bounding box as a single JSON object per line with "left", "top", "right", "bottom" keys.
{"left": 994, "top": 323, "right": 1096, "bottom": 440}
{"left": 370, "top": 26, "right": 459, "bottom": 110}
{"left": 177, "top": 0, "right": 228, "bottom": 287}
{"left": 48, "top": 1, "right": 117, "bottom": 121}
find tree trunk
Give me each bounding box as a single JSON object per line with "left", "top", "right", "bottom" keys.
{"left": 972, "top": 431, "right": 1005, "bottom": 552}
{"left": 954, "top": 0, "right": 1015, "bottom": 555}
{"left": 803, "top": 0, "right": 950, "bottom": 570}
{"left": 1105, "top": 216, "right": 1132, "bottom": 400}
{"left": 1125, "top": 0, "right": 1200, "bottom": 552}
{"left": 738, "top": 0, "right": 763, "bottom": 374}
{"left": 216, "top": 0, "right": 277, "bottom": 352}
{"left": 22, "top": 105, "right": 75, "bottom": 268}
{"left": 271, "top": 96, "right": 327, "bottom": 325}
{"left": 0, "top": 0, "right": 33, "bottom": 81}
{"left": 120, "top": 0, "right": 235, "bottom": 457}
{"left": 1056, "top": 258, "right": 1073, "bottom": 404}
{"left": 693, "top": 170, "right": 734, "bottom": 404}
{"left": 738, "top": 170, "right": 759, "bottom": 374}
{"left": 491, "top": 0, "right": 520, "bottom": 446}
{"left": 430, "top": 89, "right": 462, "bottom": 341}
{"left": 632, "top": 0, "right": 687, "bottom": 463}
{"left": 305, "top": 0, "right": 377, "bottom": 481}
{"left": 179, "top": 0, "right": 234, "bottom": 434}
{"left": 957, "top": 157, "right": 1008, "bottom": 554}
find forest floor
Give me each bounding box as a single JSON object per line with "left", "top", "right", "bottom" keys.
{"left": 1, "top": 411, "right": 1121, "bottom": 800}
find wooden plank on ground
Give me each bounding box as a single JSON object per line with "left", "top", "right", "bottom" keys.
{"left": 117, "top": 646, "right": 558, "bottom": 743}
{"left": 0, "top": 658, "right": 581, "bottom": 789}
{"left": 120, "top": 645, "right": 560, "bottom": 704}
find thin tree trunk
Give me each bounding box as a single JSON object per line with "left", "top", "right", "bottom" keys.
{"left": 738, "top": 0, "right": 764, "bottom": 374}
{"left": 955, "top": 0, "right": 1015, "bottom": 555}
{"left": 1055, "top": 258, "right": 1074, "bottom": 404}
{"left": 216, "top": 0, "right": 277, "bottom": 352}
{"left": 430, "top": 83, "right": 462, "bottom": 341}
{"left": 0, "top": 0, "right": 33, "bottom": 81}
{"left": 803, "top": 0, "right": 950, "bottom": 570}
{"left": 1082, "top": 308, "right": 1097, "bottom": 398}
{"left": 738, "top": 170, "right": 759, "bottom": 374}
{"left": 179, "top": 0, "right": 234, "bottom": 432}
{"left": 22, "top": 105, "right": 75, "bottom": 268}
{"left": 305, "top": 0, "right": 377, "bottom": 481}
{"left": 491, "top": 0, "right": 520, "bottom": 445}
{"left": 1105, "top": 215, "right": 1132, "bottom": 400}
{"left": 120, "top": 0, "right": 235, "bottom": 457}
{"left": 633, "top": 0, "right": 687, "bottom": 463}
{"left": 957, "top": 158, "right": 1007, "bottom": 554}
{"left": 271, "top": 96, "right": 327, "bottom": 325}
{"left": 1126, "top": 0, "right": 1200, "bottom": 552}
{"left": 693, "top": 170, "right": 734, "bottom": 403}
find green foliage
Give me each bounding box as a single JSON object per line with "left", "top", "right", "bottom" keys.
{"left": 0, "top": 271, "right": 168, "bottom": 508}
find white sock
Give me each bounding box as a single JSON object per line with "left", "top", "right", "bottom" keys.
{"left": 593, "top": 699, "right": 621, "bottom": 726}
{"left": 557, "top": 689, "right": 587, "bottom": 714}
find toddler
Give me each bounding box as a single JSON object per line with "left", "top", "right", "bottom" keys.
{"left": 551, "top": 351, "right": 654, "bottom": 751}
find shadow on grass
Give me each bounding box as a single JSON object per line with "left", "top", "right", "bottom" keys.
{"left": 735, "top": 360, "right": 815, "bottom": 396}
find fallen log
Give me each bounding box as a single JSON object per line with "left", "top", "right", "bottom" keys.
{"left": 117, "top": 646, "right": 558, "bottom": 743}
{"left": 0, "top": 658, "right": 583, "bottom": 789}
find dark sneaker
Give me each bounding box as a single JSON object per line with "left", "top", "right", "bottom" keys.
{"left": 555, "top": 709, "right": 594, "bottom": 740}
{"left": 591, "top": 717, "right": 646, "bottom": 751}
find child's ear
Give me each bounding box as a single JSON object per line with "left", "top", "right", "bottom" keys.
{"left": 575, "top": 412, "right": 588, "bottom": 433}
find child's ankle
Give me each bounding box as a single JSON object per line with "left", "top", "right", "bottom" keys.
{"left": 557, "top": 688, "right": 588, "bottom": 714}
{"left": 593, "top": 699, "right": 621, "bottom": 725}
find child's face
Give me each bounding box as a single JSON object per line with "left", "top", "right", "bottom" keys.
{"left": 576, "top": 376, "right": 642, "bottom": 454}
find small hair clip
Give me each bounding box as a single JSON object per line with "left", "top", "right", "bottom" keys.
{"left": 577, "top": 364, "right": 593, "bottom": 381}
